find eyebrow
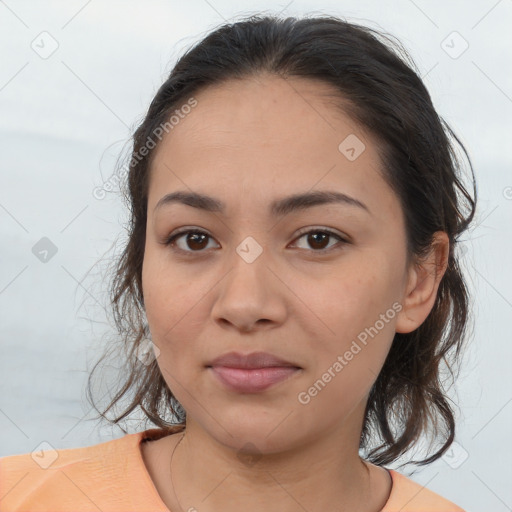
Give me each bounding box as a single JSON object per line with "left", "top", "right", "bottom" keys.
{"left": 153, "top": 189, "right": 371, "bottom": 217}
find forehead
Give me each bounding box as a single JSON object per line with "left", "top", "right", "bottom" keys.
{"left": 148, "top": 74, "right": 399, "bottom": 222}
{"left": 153, "top": 74, "right": 370, "bottom": 160}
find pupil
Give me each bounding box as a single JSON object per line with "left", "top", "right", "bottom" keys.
{"left": 188, "top": 233, "right": 207, "bottom": 250}
{"left": 309, "top": 232, "right": 328, "bottom": 249}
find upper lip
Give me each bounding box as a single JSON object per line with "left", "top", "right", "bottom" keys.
{"left": 207, "top": 351, "right": 301, "bottom": 369}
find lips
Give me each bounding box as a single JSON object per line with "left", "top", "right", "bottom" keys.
{"left": 206, "top": 351, "right": 302, "bottom": 393}
{"left": 206, "top": 351, "right": 301, "bottom": 370}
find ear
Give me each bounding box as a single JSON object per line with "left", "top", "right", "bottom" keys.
{"left": 395, "top": 231, "right": 450, "bottom": 334}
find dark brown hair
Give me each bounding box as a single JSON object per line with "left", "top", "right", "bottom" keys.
{"left": 87, "top": 13, "right": 477, "bottom": 470}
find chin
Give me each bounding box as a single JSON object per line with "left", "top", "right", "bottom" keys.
{"left": 199, "top": 412, "right": 305, "bottom": 455}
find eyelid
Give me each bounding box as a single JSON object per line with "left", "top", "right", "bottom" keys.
{"left": 163, "top": 225, "right": 350, "bottom": 254}
{"left": 163, "top": 226, "right": 216, "bottom": 245}
{"left": 294, "top": 226, "right": 349, "bottom": 242}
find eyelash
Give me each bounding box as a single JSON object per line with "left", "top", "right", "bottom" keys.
{"left": 162, "top": 227, "right": 349, "bottom": 256}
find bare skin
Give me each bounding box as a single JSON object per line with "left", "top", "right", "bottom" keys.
{"left": 140, "top": 74, "right": 449, "bottom": 512}
{"left": 141, "top": 431, "right": 394, "bottom": 512}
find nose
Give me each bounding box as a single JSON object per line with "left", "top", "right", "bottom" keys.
{"left": 211, "top": 247, "right": 287, "bottom": 333}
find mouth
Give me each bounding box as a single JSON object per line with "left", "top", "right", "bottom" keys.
{"left": 206, "top": 350, "right": 301, "bottom": 369}
{"left": 207, "top": 366, "right": 301, "bottom": 393}
{"left": 206, "top": 351, "right": 302, "bottom": 393}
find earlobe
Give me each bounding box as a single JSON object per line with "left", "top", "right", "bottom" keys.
{"left": 395, "top": 232, "right": 450, "bottom": 334}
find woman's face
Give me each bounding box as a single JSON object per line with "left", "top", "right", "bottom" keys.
{"left": 142, "top": 75, "right": 413, "bottom": 453}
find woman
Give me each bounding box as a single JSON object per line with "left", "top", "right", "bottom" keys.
{"left": 0, "top": 13, "right": 476, "bottom": 512}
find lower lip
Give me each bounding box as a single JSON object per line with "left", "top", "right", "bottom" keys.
{"left": 209, "top": 366, "right": 300, "bottom": 393}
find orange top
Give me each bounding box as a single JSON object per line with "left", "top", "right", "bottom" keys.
{"left": 0, "top": 427, "right": 465, "bottom": 511}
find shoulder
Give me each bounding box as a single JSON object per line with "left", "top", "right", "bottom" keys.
{"left": 384, "top": 469, "right": 466, "bottom": 512}
{"left": 0, "top": 430, "right": 143, "bottom": 511}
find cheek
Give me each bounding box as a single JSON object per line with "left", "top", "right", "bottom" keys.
{"left": 142, "top": 252, "right": 210, "bottom": 365}
{"left": 301, "top": 258, "right": 398, "bottom": 378}
{"left": 142, "top": 251, "right": 182, "bottom": 350}
{"left": 295, "top": 285, "right": 397, "bottom": 421}
{"left": 304, "top": 261, "right": 391, "bottom": 332}
{"left": 143, "top": 246, "right": 189, "bottom": 319}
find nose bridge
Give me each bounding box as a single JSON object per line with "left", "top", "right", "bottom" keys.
{"left": 211, "top": 233, "right": 286, "bottom": 330}
{"left": 224, "top": 233, "right": 269, "bottom": 296}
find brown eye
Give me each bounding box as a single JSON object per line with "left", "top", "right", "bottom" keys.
{"left": 185, "top": 232, "right": 208, "bottom": 250}
{"left": 164, "top": 227, "right": 348, "bottom": 256}
{"left": 292, "top": 229, "right": 347, "bottom": 252}
{"left": 305, "top": 232, "right": 330, "bottom": 250}
{"left": 165, "top": 230, "right": 218, "bottom": 253}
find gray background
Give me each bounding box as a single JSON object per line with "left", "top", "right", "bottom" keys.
{"left": 1, "top": 1, "right": 511, "bottom": 511}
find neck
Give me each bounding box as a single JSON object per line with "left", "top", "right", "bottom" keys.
{"left": 167, "top": 414, "right": 373, "bottom": 512}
